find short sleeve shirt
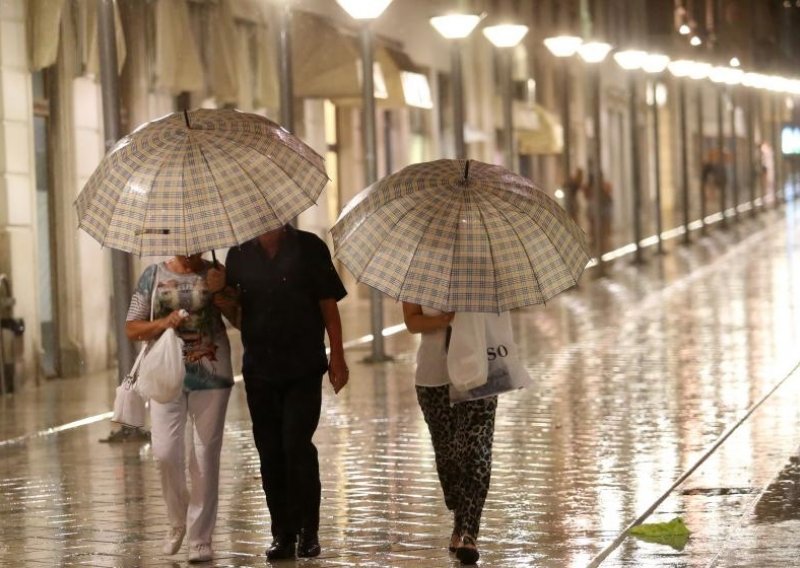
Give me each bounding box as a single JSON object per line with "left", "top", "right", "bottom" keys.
{"left": 226, "top": 227, "right": 347, "bottom": 382}
{"left": 126, "top": 262, "right": 234, "bottom": 391}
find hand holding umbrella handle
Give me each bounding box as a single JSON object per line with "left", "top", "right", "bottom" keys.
{"left": 207, "top": 263, "right": 226, "bottom": 294}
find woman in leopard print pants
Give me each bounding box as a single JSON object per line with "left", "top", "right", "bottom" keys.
{"left": 403, "top": 302, "right": 497, "bottom": 566}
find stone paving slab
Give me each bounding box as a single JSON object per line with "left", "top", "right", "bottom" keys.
{"left": 2, "top": 208, "right": 800, "bottom": 567}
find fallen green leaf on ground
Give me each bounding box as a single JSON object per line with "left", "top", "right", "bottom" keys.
{"left": 629, "top": 517, "right": 691, "bottom": 551}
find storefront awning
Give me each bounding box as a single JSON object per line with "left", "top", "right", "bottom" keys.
{"left": 292, "top": 10, "right": 430, "bottom": 109}
{"left": 28, "top": 0, "right": 126, "bottom": 73}
{"left": 497, "top": 101, "right": 563, "bottom": 155}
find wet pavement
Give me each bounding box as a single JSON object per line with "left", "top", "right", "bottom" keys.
{"left": 3, "top": 204, "right": 800, "bottom": 567}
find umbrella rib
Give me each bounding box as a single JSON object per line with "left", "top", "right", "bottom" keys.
{"left": 353, "top": 188, "right": 442, "bottom": 284}
{"left": 200, "top": 139, "right": 285, "bottom": 228}
{"left": 194, "top": 143, "right": 241, "bottom": 245}
{"left": 395, "top": 190, "right": 459, "bottom": 304}
{"left": 477, "top": 192, "right": 546, "bottom": 307}
{"left": 484, "top": 186, "right": 582, "bottom": 288}
{"left": 472, "top": 192, "right": 503, "bottom": 313}
{"left": 203, "top": 133, "right": 326, "bottom": 200}
{"left": 446, "top": 191, "right": 467, "bottom": 311}
{"left": 206, "top": 129, "right": 326, "bottom": 183}
{"left": 180, "top": 148, "right": 189, "bottom": 254}
{"left": 201, "top": 135, "right": 320, "bottom": 219}
{"left": 102, "top": 141, "right": 178, "bottom": 255}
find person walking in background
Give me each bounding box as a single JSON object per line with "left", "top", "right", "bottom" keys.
{"left": 208, "top": 224, "right": 348, "bottom": 561}
{"left": 125, "top": 254, "right": 234, "bottom": 563}
{"left": 402, "top": 302, "right": 498, "bottom": 566}
{"left": 582, "top": 172, "right": 614, "bottom": 253}
{"left": 564, "top": 167, "right": 584, "bottom": 223}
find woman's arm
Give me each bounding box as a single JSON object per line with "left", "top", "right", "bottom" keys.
{"left": 402, "top": 302, "right": 454, "bottom": 334}
{"left": 125, "top": 310, "right": 185, "bottom": 342}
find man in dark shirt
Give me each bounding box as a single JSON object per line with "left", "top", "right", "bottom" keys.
{"left": 208, "top": 225, "right": 348, "bottom": 560}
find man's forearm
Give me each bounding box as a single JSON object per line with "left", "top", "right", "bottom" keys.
{"left": 215, "top": 286, "right": 241, "bottom": 329}
{"left": 320, "top": 299, "right": 344, "bottom": 355}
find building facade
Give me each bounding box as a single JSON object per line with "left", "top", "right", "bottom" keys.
{"left": 0, "top": 0, "right": 797, "bottom": 385}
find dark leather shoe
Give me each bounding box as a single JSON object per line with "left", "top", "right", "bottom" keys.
{"left": 297, "top": 530, "right": 321, "bottom": 558}
{"left": 266, "top": 537, "right": 296, "bottom": 561}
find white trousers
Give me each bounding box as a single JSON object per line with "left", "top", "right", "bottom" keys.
{"left": 150, "top": 388, "right": 231, "bottom": 546}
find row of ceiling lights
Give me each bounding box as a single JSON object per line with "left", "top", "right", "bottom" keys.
{"left": 543, "top": 35, "right": 800, "bottom": 95}
{"left": 334, "top": 3, "right": 800, "bottom": 96}
{"left": 426, "top": 13, "right": 800, "bottom": 95}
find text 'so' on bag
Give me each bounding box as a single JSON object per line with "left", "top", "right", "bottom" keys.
{"left": 448, "top": 312, "right": 533, "bottom": 404}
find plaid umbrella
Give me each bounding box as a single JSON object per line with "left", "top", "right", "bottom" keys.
{"left": 75, "top": 108, "right": 327, "bottom": 256}
{"left": 331, "top": 159, "right": 590, "bottom": 313}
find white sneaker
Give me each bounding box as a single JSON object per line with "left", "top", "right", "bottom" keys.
{"left": 162, "top": 525, "right": 186, "bottom": 555}
{"left": 188, "top": 543, "right": 213, "bottom": 563}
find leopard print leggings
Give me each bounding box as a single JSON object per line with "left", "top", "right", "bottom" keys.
{"left": 415, "top": 385, "right": 498, "bottom": 538}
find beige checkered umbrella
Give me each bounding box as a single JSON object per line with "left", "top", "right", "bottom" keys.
{"left": 331, "top": 159, "right": 590, "bottom": 312}
{"left": 75, "top": 109, "right": 327, "bottom": 256}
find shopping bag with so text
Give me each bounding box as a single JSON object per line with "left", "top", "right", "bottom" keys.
{"left": 449, "top": 312, "right": 533, "bottom": 404}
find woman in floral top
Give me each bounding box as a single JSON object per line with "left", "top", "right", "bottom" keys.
{"left": 125, "top": 254, "right": 233, "bottom": 563}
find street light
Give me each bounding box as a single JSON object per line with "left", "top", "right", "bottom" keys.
{"left": 544, "top": 34, "right": 583, "bottom": 220}
{"left": 578, "top": 40, "right": 611, "bottom": 263}
{"left": 614, "top": 49, "right": 648, "bottom": 262}
{"left": 336, "top": 0, "right": 393, "bottom": 363}
{"left": 577, "top": 41, "right": 612, "bottom": 64}
{"left": 544, "top": 35, "right": 582, "bottom": 57}
{"left": 483, "top": 24, "right": 529, "bottom": 171}
{"left": 643, "top": 53, "right": 670, "bottom": 253}
{"left": 430, "top": 14, "right": 482, "bottom": 159}
{"left": 669, "top": 59, "right": 694, "bottom": 243}
{"left": 335, "top": 0, "right": 392, "bottom": 19}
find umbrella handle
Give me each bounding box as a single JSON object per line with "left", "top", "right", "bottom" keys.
{"left": 211, "top": 249, "right": 219, "bottom": 268}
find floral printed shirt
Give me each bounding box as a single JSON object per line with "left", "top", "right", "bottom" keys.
{"left": 126, "top": 262, "right": 233, "bottom": 391}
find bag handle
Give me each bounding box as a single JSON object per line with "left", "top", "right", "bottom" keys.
{"left": 127, "top": 266, "right": 159, "bottom": 382}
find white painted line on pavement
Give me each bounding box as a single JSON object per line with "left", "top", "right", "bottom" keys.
{"left": 0, "top": 412, "right": 114, "bottom": 448}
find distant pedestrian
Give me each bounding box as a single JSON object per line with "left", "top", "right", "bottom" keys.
{"left": 125, "top": 254, "right": 233, "bottom": 563}
{"left": 564, "top": 167, "right": 584, "bottom": 223}
{"left": 208, "top": 224, "right": 348, "bottom": 561}
{"left": 402, "top": 302, "right": 497, "bottom": 566}
{"left": 582, "top": 173, "right": 614, "bottom": 253}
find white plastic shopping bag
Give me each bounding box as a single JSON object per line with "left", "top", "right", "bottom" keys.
{"left": 449, "top": 312, "right": 533, "bottom": 404}
{"left": 446, "top": 312, "right": 489, "bottom": 391}
{"left": 137, "top": 328, "right": 185, "bottom": 403}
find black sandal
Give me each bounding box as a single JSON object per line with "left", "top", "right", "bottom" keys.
{"left": 456, "top": 534, "right": 480, "bottom": 565}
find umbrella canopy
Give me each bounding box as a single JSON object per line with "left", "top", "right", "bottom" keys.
{"left": 75, "top": 108, "right": 327, "bottom": 256}
{"left": 331, "top": 159, "right": 590, "bottom": 313}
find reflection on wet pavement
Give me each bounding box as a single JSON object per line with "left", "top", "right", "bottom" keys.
{"left": 2, "top": 207, "right": 800, "bottom": 567}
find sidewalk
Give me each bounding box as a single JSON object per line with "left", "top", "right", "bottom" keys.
{"left": 2, "top": 205, "right": 800, "bottom": 567}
